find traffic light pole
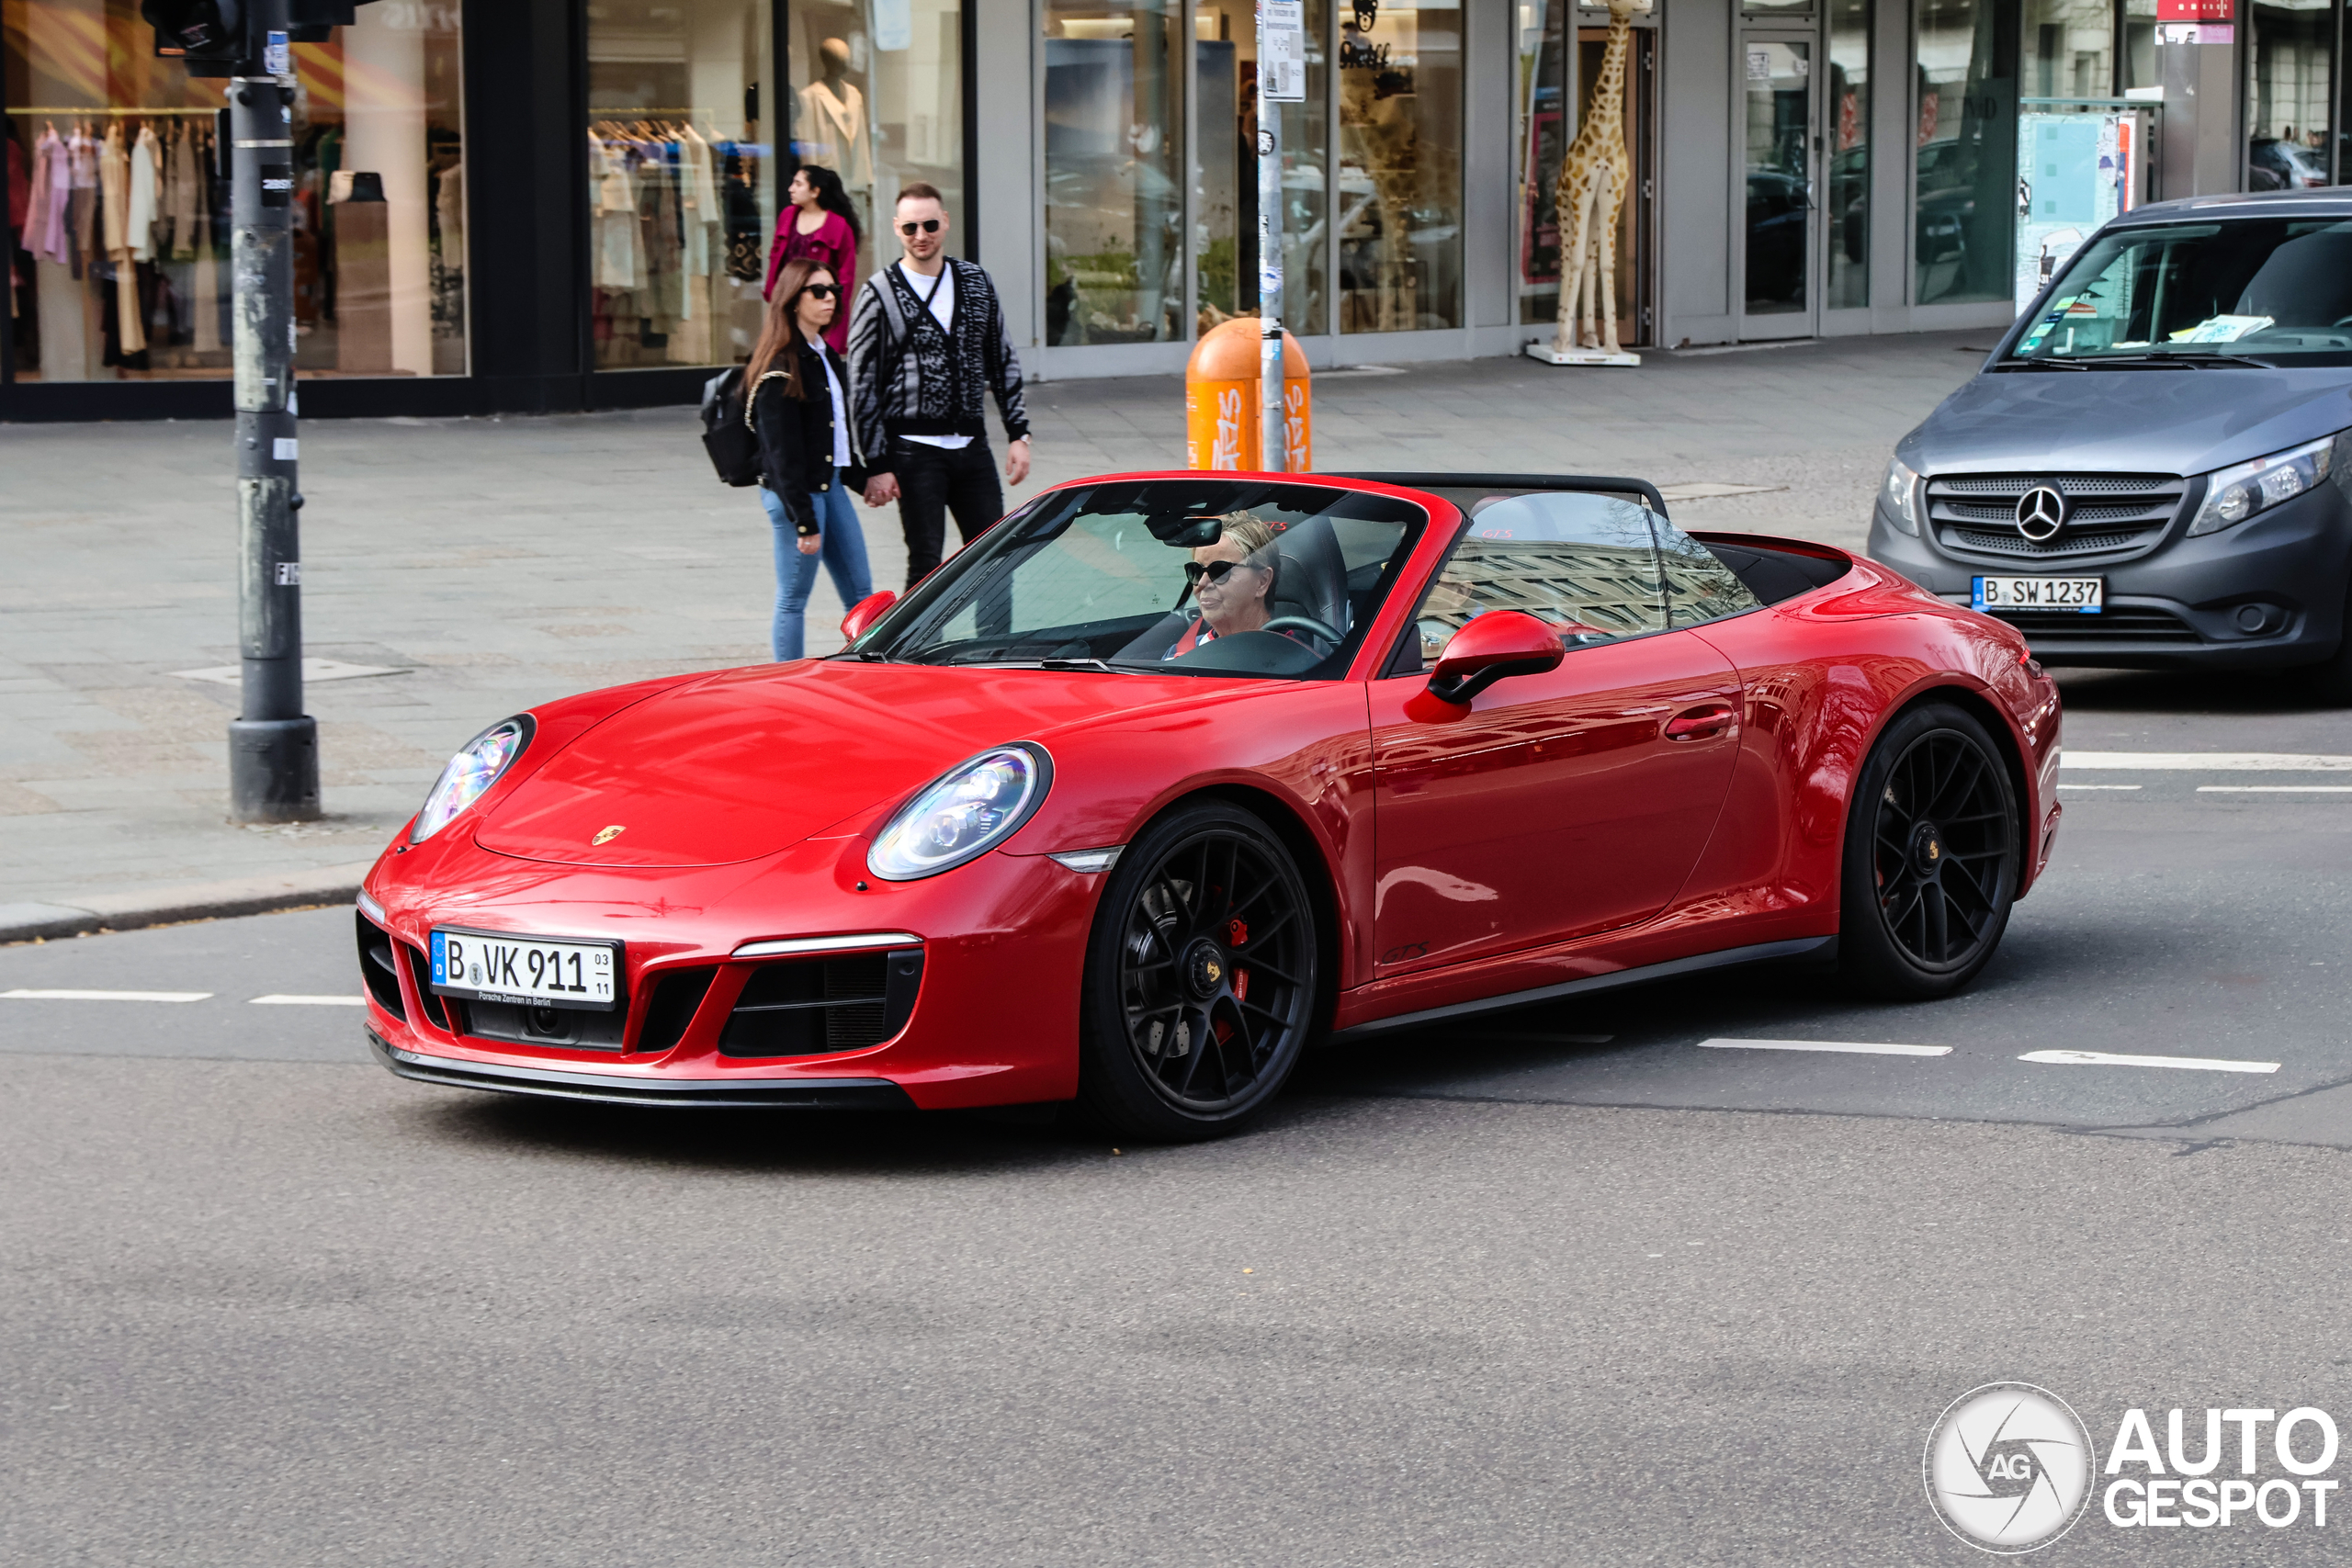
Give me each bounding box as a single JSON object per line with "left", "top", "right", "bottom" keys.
{"left": 226, "top": 0, "right": 319, "bottom": 822}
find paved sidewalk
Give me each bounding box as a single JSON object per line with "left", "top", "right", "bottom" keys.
{"left": 0, "top": 332, "right": 1985, "bottom": 927}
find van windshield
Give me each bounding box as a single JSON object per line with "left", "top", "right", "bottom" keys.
{"left": 2006, "top": 219, "right": 2352, "bottom": 366}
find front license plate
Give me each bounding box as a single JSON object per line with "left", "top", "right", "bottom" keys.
{"left": 1973, "top": 575, "right": 2103, "bottom": 614}
{"left": 430, "top": 928, "right": 618, "bottom": 1011}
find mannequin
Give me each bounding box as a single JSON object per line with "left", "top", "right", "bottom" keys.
{"left": 797, "top": 39, "right": 873, "bottom": 194}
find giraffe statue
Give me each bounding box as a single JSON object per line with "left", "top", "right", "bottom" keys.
{"left": 1548, "top": 0, "right": 1651, "bottom": 359}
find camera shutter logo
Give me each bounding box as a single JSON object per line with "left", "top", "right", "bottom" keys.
{"left": 1924, "top": 1382, "right": 2096, "bottom": 1552}
{"left": 2015, "top": 485, "right": 2068, "bottom": 542}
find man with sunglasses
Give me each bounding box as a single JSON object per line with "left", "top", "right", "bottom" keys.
{"left": 846, "top": 184, "right": 1033, "bottom": 598}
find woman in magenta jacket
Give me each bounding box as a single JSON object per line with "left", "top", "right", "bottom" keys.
{"left": 763, "top": 164, "right": 861, "bottom": 354}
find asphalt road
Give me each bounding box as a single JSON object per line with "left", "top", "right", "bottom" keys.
{"left": 5, "top": 667, "right": 2351, "bottom": 1564}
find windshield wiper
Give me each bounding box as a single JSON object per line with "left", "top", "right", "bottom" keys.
{"left": 2101, "top": 350, "right": 2270, "bottom": 369}
{"left": 2011, "top": 350, "right": 2270, "bottom": 371}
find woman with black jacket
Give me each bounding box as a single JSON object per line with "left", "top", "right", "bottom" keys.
{"left": 748, "top": 258, "right": 874, "bottom": 660}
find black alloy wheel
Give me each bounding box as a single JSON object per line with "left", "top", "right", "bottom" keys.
{"left": 1078, "top": 801, "right": 1319, "bottom": 1141}
{"left": 1838, "top": 702, "right": 2020, "bottom": 1000}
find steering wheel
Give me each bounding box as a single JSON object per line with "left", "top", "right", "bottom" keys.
{"left": 1261, "top": 614, "right": 1344, "bottom": 645}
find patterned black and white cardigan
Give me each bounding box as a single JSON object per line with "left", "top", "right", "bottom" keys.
{"left": 845, "top": 257, "right": 1031, "bottom": 475}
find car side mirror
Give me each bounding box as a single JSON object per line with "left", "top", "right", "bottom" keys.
{"left": 840, "top": 590, "right": 898, "bottom": 643}
{"left": 1426, "top": 611, "right": 1566, "bottom": 705}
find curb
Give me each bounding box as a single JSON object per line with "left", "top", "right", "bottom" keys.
{"left": 0, "top": 860, "right": 379, "bottom": 944}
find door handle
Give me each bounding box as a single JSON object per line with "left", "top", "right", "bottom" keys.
{"left": 1663, "top": 703, "right": 1736, "bottom": 741}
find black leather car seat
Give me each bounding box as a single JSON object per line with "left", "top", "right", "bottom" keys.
{"left": 1269, "top": 519, "right": 1353, "bottom": 640}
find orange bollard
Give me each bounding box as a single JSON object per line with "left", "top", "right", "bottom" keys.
{"left": 1184, "top": 317, "right": 1311, "bottom": 472}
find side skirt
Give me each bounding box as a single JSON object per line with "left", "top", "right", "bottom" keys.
{"left": 1328, "top": 937, "right": 1838, "bottom": 1042}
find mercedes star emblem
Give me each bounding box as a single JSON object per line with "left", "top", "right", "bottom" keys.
{"left": 2015, "top": 484, "right": 2068, "bottom": 542}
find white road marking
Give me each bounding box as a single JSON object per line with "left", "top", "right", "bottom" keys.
{"left": 2019, "top": 1048, "right": 2278, "bottom": 1075}
{"left": 1698, "top": 1038, "right": 1951, "bottom": 1057}
{"left": 2063, "top": 751, "right": 2352, "bottom": 771}
{"left": 2198, "top": 785, "right": 2352, "bottom": 795}
{"left": 247, "top": 994, "right": 366, "bottom": 1007}
{"left": 2, "top": 988, "right": 213, "bottom": 1002}
{"left": 2059, "top": 784, "right": 2142, "bottom": 791}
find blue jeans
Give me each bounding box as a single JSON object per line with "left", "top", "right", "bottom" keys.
{"left": 763, "top": 475, "right": 873, "bottom": 660}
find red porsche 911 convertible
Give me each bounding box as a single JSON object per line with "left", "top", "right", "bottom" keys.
{"left": 357, "top": 471, "right": 2061, "bottom": 1139}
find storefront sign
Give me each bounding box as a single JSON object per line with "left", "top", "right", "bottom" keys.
{"left": 2156, "top": 0, "right": 2231, "bottom": 18}
{"left": 2156, "top": 21, "right": 2233, "bottom": 42}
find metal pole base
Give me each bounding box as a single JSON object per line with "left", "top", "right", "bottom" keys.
{"left": 229, "top": 716, "right": 322, "bottom": 823}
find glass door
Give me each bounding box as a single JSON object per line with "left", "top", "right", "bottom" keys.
{"left": 1737, "top": 33, "right": 1816, "bottom": 338}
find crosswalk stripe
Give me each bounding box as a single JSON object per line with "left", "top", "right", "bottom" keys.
{"left": 2063, "top": 751, "right": 2352, "bottom": 771}
{"left": 2198, "top": 786, "right": 2352, "bottom": 795}
{"left": 2019, "top": 1048, "right": 2278, "bottom": 1075}
{"left": 2, "top": 988, "right": 213, "bottom": 1003}
{"left": 1699, "top": 1038, "right": 1951, "bottom": 1056}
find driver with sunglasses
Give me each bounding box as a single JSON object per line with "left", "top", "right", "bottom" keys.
{"left": 1165, "top": 514, "right": 1285, "bottom": 659}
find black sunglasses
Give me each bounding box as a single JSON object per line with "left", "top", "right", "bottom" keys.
{"left": 897, "top": 218, "right": 943, "bottom": 235}
{"left": 797, "top": 282, "right": 840, "bottom": 299}
{"left": 1184, "top": 558, "right": 1260, "bottom": 586}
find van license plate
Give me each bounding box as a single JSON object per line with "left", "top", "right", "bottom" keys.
{"left": 1973, "top": 576, "right": 2103, "bottom": 614}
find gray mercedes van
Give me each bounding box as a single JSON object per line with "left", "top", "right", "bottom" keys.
{"left": 1868, "top": 188, "right": 2352, "bottom": 698}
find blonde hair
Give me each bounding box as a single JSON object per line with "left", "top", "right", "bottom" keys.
{"left": 1216, "top": 513, "right": 1281, "bottom": 572}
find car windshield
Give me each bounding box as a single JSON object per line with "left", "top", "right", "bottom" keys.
{"left": 2007, "top": 218, "right": 2352, "bottom": 365}
{"left": 846, "top": 479, "right": 1430, "bottom": 678}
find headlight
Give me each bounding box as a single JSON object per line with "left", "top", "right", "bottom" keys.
{"left": 2187, "top": 434, "right": 2344, "bottom": 537}
{"left": 1880, "top": 457, "right": 1924, "bottom": 536}
{"left": 410, "top": 716, "right": 533, "bottom": 843}
{"left": 868, "top": 744, "right": 1052, "bottom": 881}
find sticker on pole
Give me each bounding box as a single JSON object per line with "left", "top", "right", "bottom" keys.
{"left": 264, "top": 29, "right": 290, "bottom": 76}
{"left": 1261, "top": 0, "right": 1305, "bottom": 101}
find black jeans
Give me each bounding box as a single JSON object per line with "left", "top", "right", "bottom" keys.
{"left": 893, "top": 436, "right": 1005, "bottom": 588}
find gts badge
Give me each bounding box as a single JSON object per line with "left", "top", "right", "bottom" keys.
{"left": 1380, "top": 942, "right": 1430, "bottom": 964}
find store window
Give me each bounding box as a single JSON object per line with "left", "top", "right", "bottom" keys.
{"left": 2246, "top": 0, "right": 2335, "bottom": 189}
{"left": 1193, "top": 0, "right": 1327, "bottom": 335}
{"left": 786, "top": 0, "right": 962, "bottom": 266}
{"left": 1339, "top": 0, "right": 1462, "bottom": 332}
{"left": 5, "top": 0, "right": 465, "bottom": 383}
{"left": 1516, "top": 1, "right": 1653, "bottom": 339}
{"left": 1044, "top": 0, "right": 1184, "bottom": 344}
{"left": 1827, "top": 0, "right": 1869, "bottom": 309}
{"left": 1914, "top": 0, "right": 2017, "bottom": 305}
{"left": 587, "top": 0, "right": 774, "bottom": 370}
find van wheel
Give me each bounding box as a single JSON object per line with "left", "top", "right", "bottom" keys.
{"left": 1838, "top": 703, "right": 2019, "bottom": 1000}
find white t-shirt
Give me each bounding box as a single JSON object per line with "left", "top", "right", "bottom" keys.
{"left": 818, "top": 349, "right": 852, "bottom": 471}
{"left": 897, "top": 259, "right": 971, "bottom": 451}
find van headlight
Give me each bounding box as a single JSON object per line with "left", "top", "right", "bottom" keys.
{"left": 1880, "top": 457, "right": 1924, "bottom": 536}
{"left": 2187, "top": 434, "right": 2345, "bottom": 536}
{"left": 411, "top": 716, "right": 533, "bottom": 842}
{"left": 868, "top": 744, "right": 1053, "bottom": 880}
